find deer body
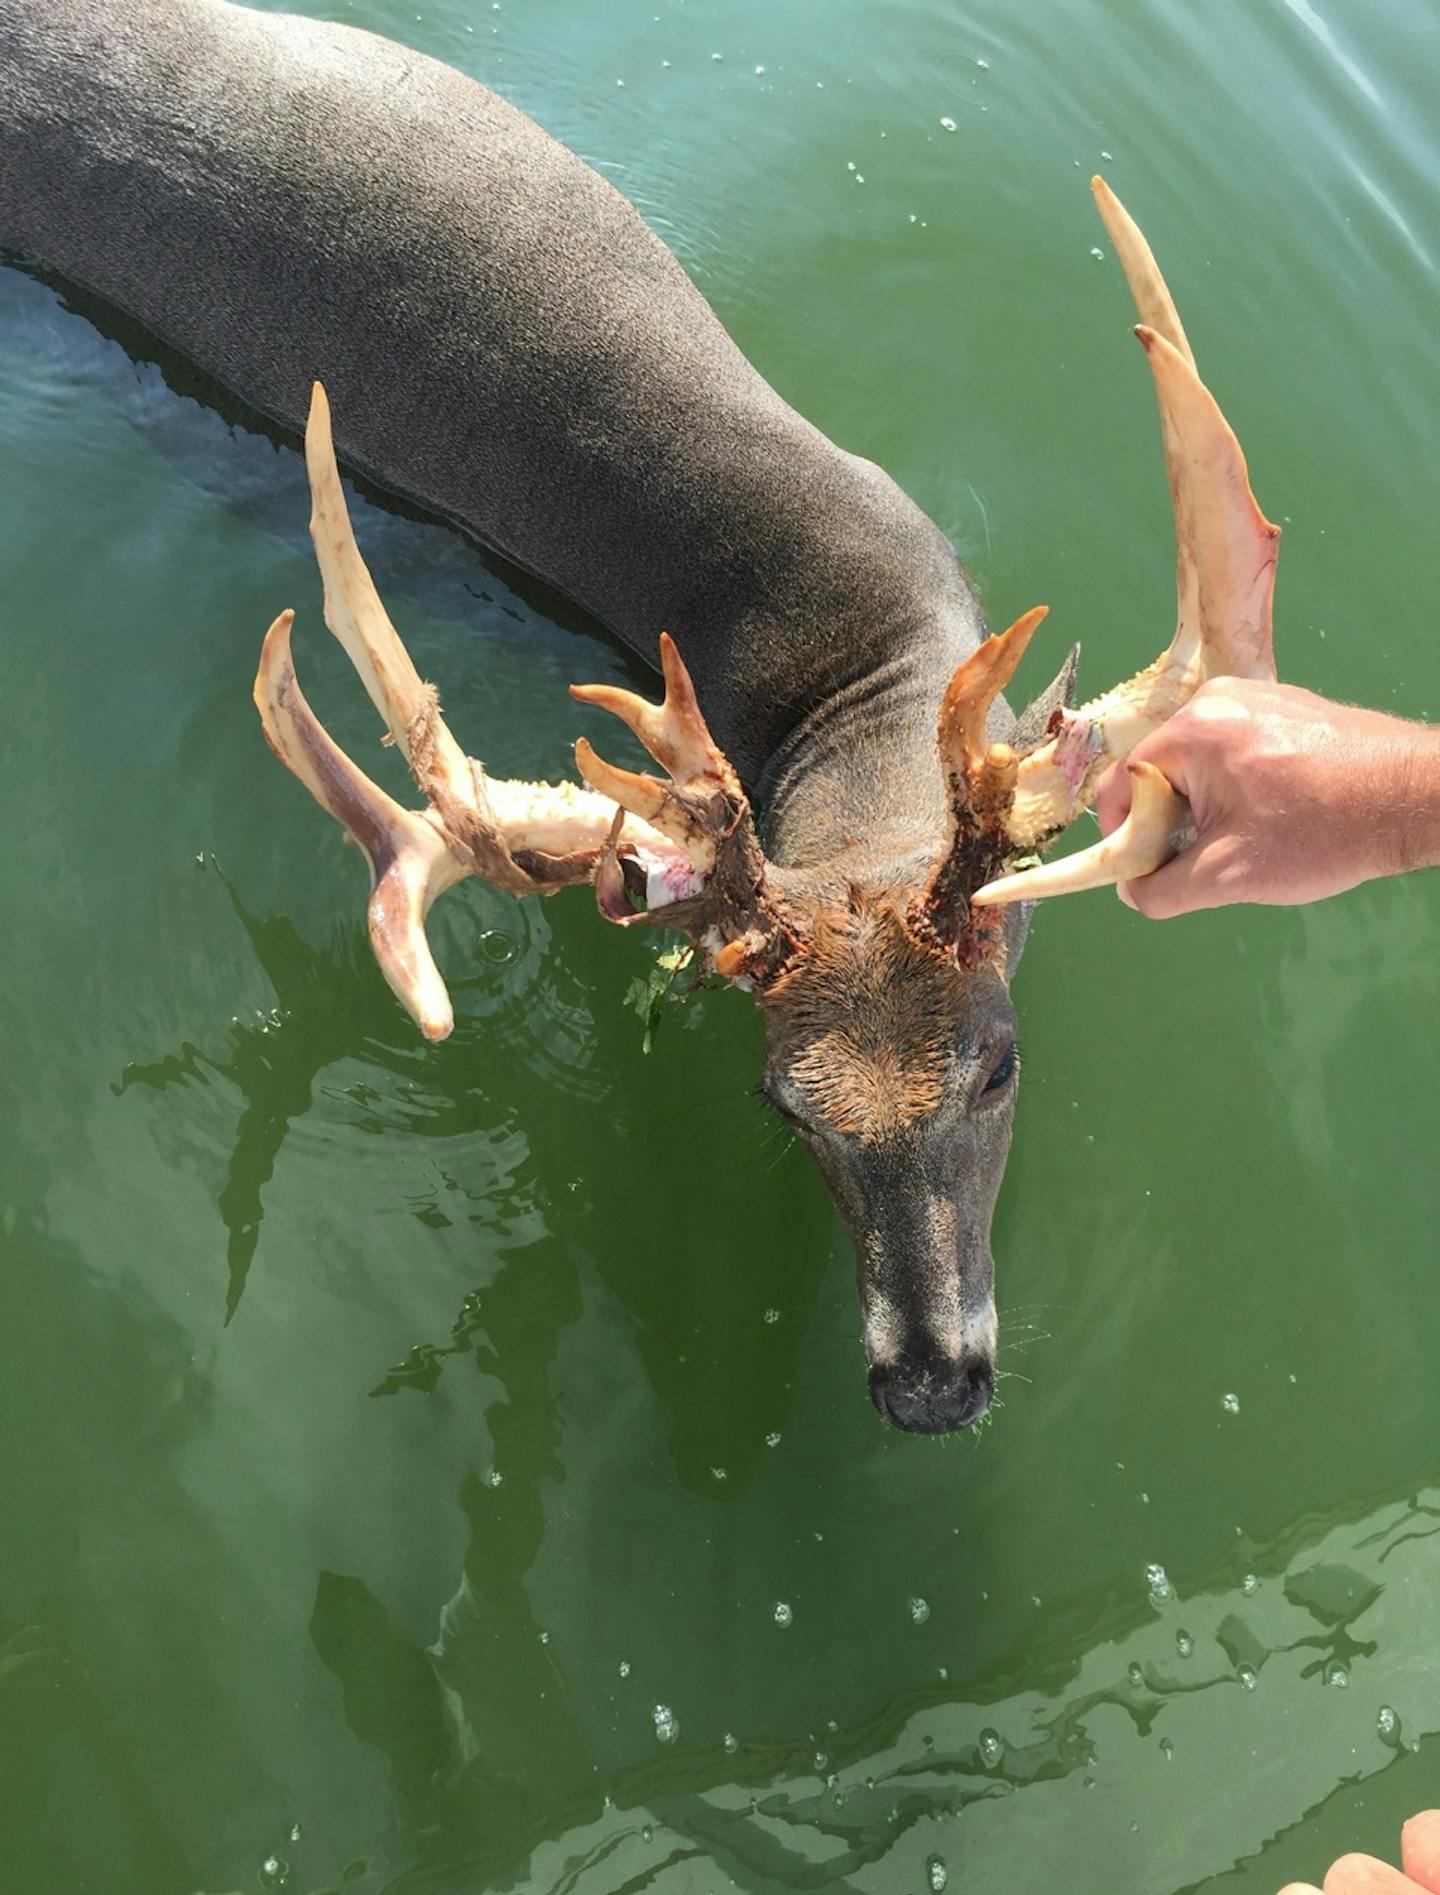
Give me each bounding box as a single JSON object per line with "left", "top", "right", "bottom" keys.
{"left": 0, "top": 0, "right": 983, "bottom": 869}
{"left": 0, "top": 0, "right": 1279, "bottom": 1431}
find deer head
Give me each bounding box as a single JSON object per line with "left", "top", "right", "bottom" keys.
{"left": 256, "top": 180, "right": 1277, "bottom": 1434}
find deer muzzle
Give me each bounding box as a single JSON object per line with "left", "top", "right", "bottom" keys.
{"left": 850, "top": 1194, "right": 1000, "bottom": 1434}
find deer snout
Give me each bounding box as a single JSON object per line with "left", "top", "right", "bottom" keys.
{"left": 867, "top": 1349, "right": 995, "bottom": 1434}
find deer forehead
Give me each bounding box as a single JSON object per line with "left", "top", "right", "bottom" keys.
{"left": 764, "top": 905, "right": 989, "bottom": 1142}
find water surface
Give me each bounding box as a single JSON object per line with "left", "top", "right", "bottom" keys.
{"left": 3, "top": 0, "right": 1439, "bottom": 1890}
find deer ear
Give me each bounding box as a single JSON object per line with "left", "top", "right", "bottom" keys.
{"left": 1006, "top": 642, "right": 1081, "bottom": 755}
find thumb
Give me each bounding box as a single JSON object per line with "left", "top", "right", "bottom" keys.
{"left": 1117, "top": 834, "right": 1239, "bottom": 921}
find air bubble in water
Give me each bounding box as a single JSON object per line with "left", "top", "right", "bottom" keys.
{"left": 1378, "top": 1705, "right": 1399, "bottom": 1740}
{"left": 1326, "top": 1661, "right": 1350, "bottom": 1689}
{"left": 1221, "top": 1392, "right": 1240, "bottom": 1414}
{"left": 763, "top": 1307, "right": 780, "bottom": 1324}
{"left": 1127, "top": 1661, "right": 1145, "bottom": 1688}
{"left": 653, "top": 1703, "right": 678, "bottom": 1744}
{"left": 940, "top": 116, "right": 958, "bottom": 132}
{"left": 259, "top": 1858, "right": 289, "bottom": 1890}
{"left": 1089, "top": 246, "right": 1104, "bottom": 260}
{"left": 478, "top": 929, "right": 515, "bottom": 965}
{"left": 1238, "top": 1665, "right": 1259, "bottom": 1691}
{"left": 485, "top": 1469, "right": 503, "bottom": 1488}
{"left": 723, "top": 1731, "right": 739, "bottom": 1754}
{"left": 1160, "top": 1737, "right": 1175, "bottom": 1762}
{"left": 288, "top": 1824, "right": 301, "bottom": 1844}
{"left": 618, "top": 1659, "right": 631, "bottom": 1678}
{"left": 927, "top": 1855, "right": 949, "bottom": 1891}
{"left": 1176, "top": 1629, "right": 1194, "bottom": 1658}
{"left": 978, "top": 1728, "right": 1004, "bottom": 1768}
{"left": 1242, "top": 1573, "right": 1259, "bottom": 1595}
{"left": 765, "top": 1431, "right": 782, "bottom": 1447}
{"left": 642, "top": 1823, "right": 654, "bottom": 1843}
{"left": 1144, "top": 1562, "right": 1172, "bottom": 1603}
{"left": 773, "top": 1601, "right": 794, "bottom": 1628}
{"left": 909, "top": 1597, "right": 931, "bottom": 1625}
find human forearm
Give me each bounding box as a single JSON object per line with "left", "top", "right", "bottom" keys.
{"left": 1392, "top": 715, "right": 1440, "bottom": 874}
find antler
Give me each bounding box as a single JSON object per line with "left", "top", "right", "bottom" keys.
{"left": 959, "top": 177, "right": 1280, "bottom": 911}
{"left": 570, "top": 636, "right": 799, "bottom": 985}
{"left": 255, "top": 383, "right": 688, "bottom": 1039}
{"left": 910, "top": 606, "right": 1051, "bottom": 960}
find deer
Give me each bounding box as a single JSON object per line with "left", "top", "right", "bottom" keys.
{"left": 0, "top": 0, "right": 1279, "bottom": 1432}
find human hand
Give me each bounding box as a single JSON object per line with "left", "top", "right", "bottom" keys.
{"left": 1278, "top": 1809, "right": 1440, "bottom": 1893}
{"left": 1092, "top": 678, "right": 1440, "bottom": 919}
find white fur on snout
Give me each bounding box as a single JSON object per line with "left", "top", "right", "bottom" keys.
{"left": 861, "top": 1233, "right": 903, "bottom": 1366}
{"left": 861, "top": 1207, "right": 997, "bottom": 1367}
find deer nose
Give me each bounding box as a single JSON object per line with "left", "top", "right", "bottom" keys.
{"left": 868, "top": 1352, "right": 994, "bottom": 1434}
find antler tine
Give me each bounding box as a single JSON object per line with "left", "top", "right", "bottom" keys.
{"left": 1096, "top": 174, "right": 1277, "bottom": 685}
{"left": 570, "top": 633, "right": 729, "bottom": 785}
{"left": 938, "top": 605, "right": 1049, "bottom": 787}
{"left": 570, "top": 632, "right": 740, "bottom": 873}
{"left": 991, "top": 181, "right": 1280, "bottom": 864}
{"left": 1138, "top": 322, "right": 1280, "bottom": 682}
{"left": 255, "top": 610, "right": 468, "bottom": 1040}
{"left": 566, "top": 635, "right": 794, "bottom": 980}
{"left": 570, "top": 736, "right": 712, "bottom": 857}
{"left": 971, "top": 762, "right": 1190, "bottom": 908}
{"left": 305, "top": 383, "right": 482, "bottom": 836}
{"left": 1091, "top": 174, "right": 1193, "bottom": 369}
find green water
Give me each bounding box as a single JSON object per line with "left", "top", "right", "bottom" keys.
{"left": 3, "top": 0, "right": 1440, "bottom": 1890}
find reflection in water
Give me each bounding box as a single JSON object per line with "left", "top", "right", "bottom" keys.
{"left": 113, "top": 866, "right": 377, "bottom": 1322}
{"left": 110, "top": 862, "right": 589, "bottom": 1328}
{"left": 292, "top": 1468, "right": 1440, "bottom": 1894}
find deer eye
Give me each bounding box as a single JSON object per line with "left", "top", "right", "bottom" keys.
{"left": 982, "top": 1042, "right": 1019, "bottom": 1094}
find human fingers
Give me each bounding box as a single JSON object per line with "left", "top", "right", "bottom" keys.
{"left": 1094, "top": 759, "right": 1134, "bottom": 837}
{"left": 1401, "top": 1813, "right": 1440, "bottom": 1893}
{"left": 1115, "top": 834, "right": 1246, "bottom": 919}
{"left": 1276, "top": 1884, "right": 1325, "bottom": 1894}
{"left": 1322, "top": 1852, "right": 1427, "bottom": 1893}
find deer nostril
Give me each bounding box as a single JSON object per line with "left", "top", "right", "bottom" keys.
{"left": 868, "top": 1355, "right": 994, "bottom": 1434}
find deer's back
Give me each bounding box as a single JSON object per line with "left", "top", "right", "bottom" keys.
{"left": 0, "top": 0, "right": 979, "bottom": 785}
